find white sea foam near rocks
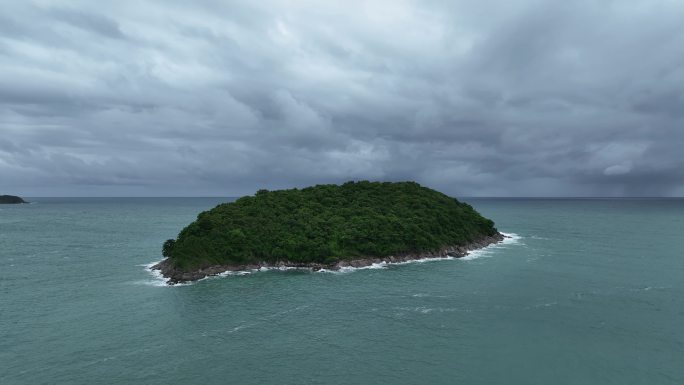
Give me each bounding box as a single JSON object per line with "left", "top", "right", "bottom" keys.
{"left": 460, "top": 232, "right": 521, "bottom": 261}
{"left": 504, "top": 232, "right": 521, "bottom": 244}
{"left": 133, "top": 260, "right": 168, "bottom": 286}
{"left": 142, "top": 232, "right": 523, "bottom": 284}
{"left": 138, "top": 260, "right": 194, "bottom": 287}
{"left": 318, "top": 260, "right": 411, "bottom": 273}
{"left": 320, "top": 232, "right": 522, "bottom": 273}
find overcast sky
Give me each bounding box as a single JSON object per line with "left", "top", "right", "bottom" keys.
{"left": 1, "top": 0, "right": 683, "bottom": 197}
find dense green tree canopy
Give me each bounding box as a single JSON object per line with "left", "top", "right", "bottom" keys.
{"left": 164, "top": 181, "right": 498, "bottom": 270}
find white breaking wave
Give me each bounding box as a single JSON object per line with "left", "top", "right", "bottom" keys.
{"left": 459, "top": 232, "right": 521, "bottom": 261}
{"left": 219, "top": 265, "right": 309, "bottom": 277}
{"left": 138, "top": 231, "right": 524, "bottom": 284}
{"left": 136, "top": 259, "right": 191, "bottom": 287}
{"left": 501, "top": 232, "right": 522, "bottom": 244}
{"left": 318, "top": 256, "right": 459, "bottom": 274}
{"left": 135, "top": 260, "right": 169, "bottom": 286}
{"left": 320, "top": 233, "right": 522, "bottom": 272}
{"left": 395, "top": 306, "right": 464, "bottom": 314}
{"left": 320, "top": 261, "right": 390, "bottom": 273}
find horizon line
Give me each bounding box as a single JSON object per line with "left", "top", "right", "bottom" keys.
{"left": 18, "top": 196, "right": 684, "bottom": 199}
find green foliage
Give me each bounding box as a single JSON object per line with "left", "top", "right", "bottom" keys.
{"left": 162, "top": 239, "right": 176, "bottom": 257}
{"left": 165, "top": 181, "right": 498, "bottom": 270}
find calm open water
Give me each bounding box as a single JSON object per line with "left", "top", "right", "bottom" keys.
{"left": 1, "top": 198, "right": 683, "bottom": 384}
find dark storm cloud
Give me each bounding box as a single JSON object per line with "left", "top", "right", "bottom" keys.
{"left": 1, "top": 0, "right": 683, "bottom": 196}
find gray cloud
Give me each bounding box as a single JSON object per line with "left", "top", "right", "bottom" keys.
{"left": 1, "top": 0, "right": 683, "bottom": 197}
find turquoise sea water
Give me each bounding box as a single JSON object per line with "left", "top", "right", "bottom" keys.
{"left": 1, "top": 198, "right": 683, "bottom": 384}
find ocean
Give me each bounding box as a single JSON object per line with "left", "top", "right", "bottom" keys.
{"left": 1, "top": 198, "right": 683, "bottom": 384}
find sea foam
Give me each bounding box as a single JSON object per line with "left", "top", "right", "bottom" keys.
{"left": 136, "top": 260, "right": 190, "bottom": 287}
{"left": 134, "top": 260, "right": 169, "bottom": 286}
{"left": 141, "top": 231, "right": 523, "bottom": 283}
{"left": 320, "top": 232, "right": 522, "bottom": 272}
{"left": 460, "top": 232, "right": 521, "bottom": 261}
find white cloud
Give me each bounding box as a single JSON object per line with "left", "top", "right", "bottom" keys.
{"left": 604, "top": 163, "right": 632, "bottom": 176}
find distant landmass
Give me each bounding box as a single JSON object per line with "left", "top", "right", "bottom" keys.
{"left": 0, "top": 195, "right": 27, "bottom": 204}
{"left": 154, "top": 181, "right": 503, "bottom": 283}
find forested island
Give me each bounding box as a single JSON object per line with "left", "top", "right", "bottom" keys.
{"left": 0, "top": 195, "right": 27, "bottom": 204}
{"left": 154, "top": 181, "right": 503, "bottom": 283}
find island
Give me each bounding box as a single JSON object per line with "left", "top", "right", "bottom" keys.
{"left": 0, "top": 195, "right": 27, "bottom": 204}
{"left": 153, "top": 181, "right": 504, "bottom": 284}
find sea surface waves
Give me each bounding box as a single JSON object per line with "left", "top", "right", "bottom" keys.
{"left": 1, "top": 198, "right": 683, "bottom": 384}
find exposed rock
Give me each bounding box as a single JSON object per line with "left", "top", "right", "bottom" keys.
{"left": 152, "top": 232, "right": 506, "bottom": 285}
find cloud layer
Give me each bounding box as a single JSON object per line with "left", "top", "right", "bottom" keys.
{"left": 2, "top": 0, "right": 683, "bottom": 196}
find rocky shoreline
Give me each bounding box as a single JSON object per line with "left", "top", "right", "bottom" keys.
{"left": 152, "top": 232, "right": 506, "bottom": 284}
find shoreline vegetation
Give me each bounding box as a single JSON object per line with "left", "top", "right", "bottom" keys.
{"left": 154, "top": 181, "right": 504, "bottom": 284}
{"left": 153, "top": 233, "right": 505, "bottom": 284}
